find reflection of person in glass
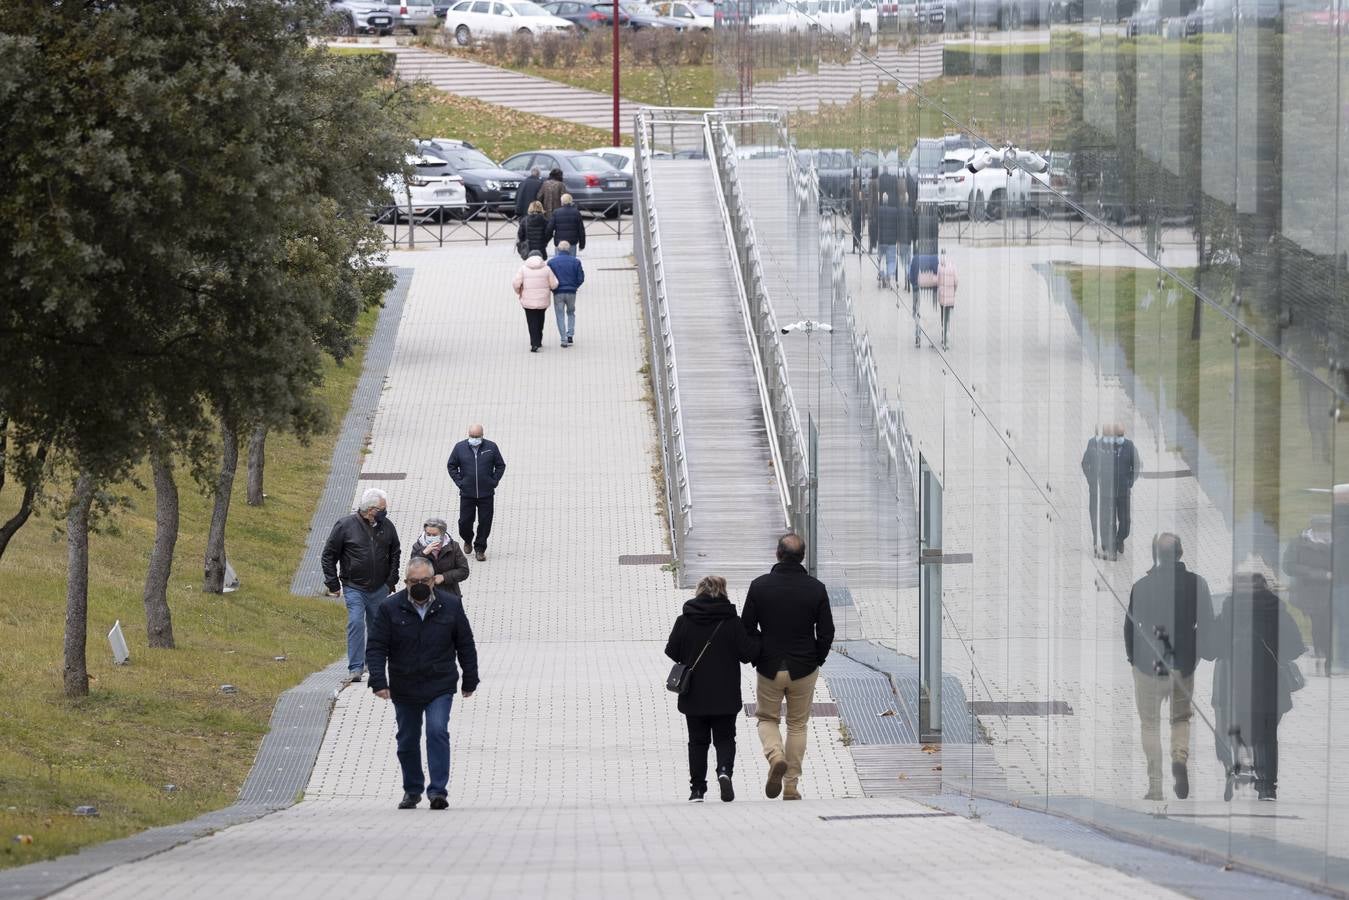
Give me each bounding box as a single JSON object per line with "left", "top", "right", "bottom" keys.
{"left": 1098, "top": 424, "right": 1141, "bottom": 561}
{"left": 865, "top": 166, "right": 879, "bottom": 255}
{"left": 936, "top": 249, "right": 958, "bottom": 351}
{"left": 1124, "top": 534, "right": 1213, "bottom": 801}
{"left": 1205, "top": 572, "right": 1306, "bottom": 801}
{"left": 876, "top": 193, "right": 899, "bottom": 289}
{"left": 849, "top": 168, "right": 863, "bottom": 254}
{"left": 1081, "top": 429, "right": 1103, "bottom": 556}
{"left": 1282, "top": 514, "right": 1332, "bottom": 674}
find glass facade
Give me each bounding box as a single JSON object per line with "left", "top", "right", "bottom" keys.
{"left": 711, "top": 5, "right": 1349, "bottom": 890}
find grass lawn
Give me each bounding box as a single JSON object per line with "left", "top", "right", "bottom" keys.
{"left": 1063, "top": 264, "right": 1339, "bottom": 542}
{"left": 519, "top": 61, "right": 715, "bottom": 108}
{"left": 0, "top": 308, "right": 375, "bottom": 870}
{"left": 414, "top": 87, "right": 618, "bottom": 159}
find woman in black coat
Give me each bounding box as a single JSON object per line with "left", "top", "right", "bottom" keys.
{"left": 665, "top": 575, "right": 758, "bottom": 802}
{"left": 517, "top": 200, "right": 552, "bottom": 259}
{"left": 1205, "top": 573, "right": 1306, "bottom": 800}
{"left": 408, "top": 517, "right": 470, "bottom": 597}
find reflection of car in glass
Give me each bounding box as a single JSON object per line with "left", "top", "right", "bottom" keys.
{"left": 500, "top": 149, "right": 633, "bottom": 215}
{"left": 750, "top": 0, "right": 803, "bottom": 28}
{"left": 798, "top": 148, "right": 855, "bottom": 206}
{"left": 542, "top": 0, "right": 629, "bottom": 28}
{"left": 1027, "top": 150, "right": 1077, "bottom": 215}
{"left": 1185, "top": 0, "right": 1232, "bottom": 32}
{"left": 906, "top": 138, "right": 946, "bottom": 206}
{"left": 443, "top": 0, "right": 574, "bottom": 44}
{"left": 585, "top": 146, "right": 673, "bottom": 172}
{"left": 417, "top": 139, "right": 523, "bottom": 212}
{"left": 1235, "top": 0, "right": 1282, "bottom": 28}
{"left": 600, "top": 0, "right": 687, "bottom": 28}
{"left": 652, "top": 0, "right": 717, "bottom": 27}
{"left": 380, "top": 154, "right": 468, "bottom": 222}
{"left": 1127, "top": 0, "right": 1193, "bottom": 34}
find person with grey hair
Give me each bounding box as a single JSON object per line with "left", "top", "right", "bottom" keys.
{"left": 410, "top": 516, "right": 470, "bottom": 597}
{"left": 367, "top": 556, "right": 479, "bottom": 810}
{"left": 322, "top": 488, "right": 402, "bottom": 683}
{"left": 547, "top": 239, "right": 585, "bottom": 348}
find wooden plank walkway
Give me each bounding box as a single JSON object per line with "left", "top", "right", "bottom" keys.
{"left": 388, "top": 46, "right": 646, "bottom": 134}
{"left": 648, "top": 158, "right": 785, "bottom": 590}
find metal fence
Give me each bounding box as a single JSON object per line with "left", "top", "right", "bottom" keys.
{"left": 379, "top": 200, "right": 629, "bottom": 249}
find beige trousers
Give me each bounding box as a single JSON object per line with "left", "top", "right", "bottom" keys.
{"left": 1132, "top": 669, "right": 1192, "bottom": 787}
{"left": 756, "top": 668, "right": 820, "bottom": 783}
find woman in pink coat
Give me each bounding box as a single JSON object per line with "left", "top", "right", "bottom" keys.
{"left": 936, "top": 248, "right": 959, "bottom": 351}
{"left": 513, "top": 250, "right": 558, "bottom": 352}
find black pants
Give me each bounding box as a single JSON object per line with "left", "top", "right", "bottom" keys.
{"left": 458, "top": 494, "right": 495, "bottom": 551}
{"left": 1114, "top": 491, "right": 1132, "bottom": 551}
{"left": 1087, "top": 484, "right": 1099, "bottom": 548}
{"left": 1099, "top": 489, "right": 1131, "bottom": 553}
{"left": 524, "top": 308, "right": 546, "bottom": 349}
{"left": 686, "top": 713, "right": 737, "bottom": 790}
{"left": 1217, "top": 709, "right": 1280, "bottom": 795}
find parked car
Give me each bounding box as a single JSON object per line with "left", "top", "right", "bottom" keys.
{"left": 417, "top": 139, "right": 524, "bottom": 211}
{"left": 328, "top": 0, "right": 396, "bottom": 35}
{"left": 749, "top": 0, "right": 803, "bottom": 29}
{"left": 652, "top": 0, "right": 717, "bottom": 28}
{"left": 500, "top": 149, "right": 633, "bottom": 215}
{"left": 798, "top": 148, "right": 855, "bottom": 205}
{"left": 1127, "top": 0, "right": 1192, "bottom": 34}
{"left": 584, "top": 146, "right": 673, "bottom": 172}
{"left": 391, "top": 0, "right": 441, "bottom": 31}
{"left": 543, "top": 0, "right": 629, "bottom": 27}
{"left": 1026, "top": 150, "right": 1078, "bottom": 215}
{"left": 606, "top": 0, "right": 690, "bottom": 26}
{"left": 914, "top": 0, "right": 946, "bottom": 29}
{"left": 443, "top": 0, "right": 574, "bottom": 43}
{"left": 380, "top": 154, "right": 468, "bottom": 222}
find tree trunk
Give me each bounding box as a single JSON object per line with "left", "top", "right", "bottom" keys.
{"left": 63, "top": 471, "right": 95, "bottom": 698}
{"left": 246, "top": 425, "right": 267, "bottom": 507}
{"left": 203, "top": 420, "right": 239, "bottom": 594}
{"left": 0, "top": 481, "right": 38, "bottom": 563}
{"left": 143, "top": 450, "right": 178, "bottom": 648}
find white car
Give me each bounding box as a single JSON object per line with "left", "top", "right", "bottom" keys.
{"left": 584, "top": 146, "right": 673, "bottom": 173}
{"left": 749, "top": 0, "right": 801, "bottom": 29}
{"left": 382, "top": 154, "right": 467, "bottom": 222}
{"left": 443, "top": 0, "right": 573, "bottom": 44}
{"left": 651, "top": 0, "right": 716, "bottom": 29}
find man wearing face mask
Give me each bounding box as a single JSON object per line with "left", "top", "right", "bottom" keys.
{"left": 446, "top": 424, "right": 506, "bottom": 561}
{"left": 367, "top": 557, "right": 479, "bottom": 810}
{"left": 322, "top": 488, "right": 402, "bottom": 684}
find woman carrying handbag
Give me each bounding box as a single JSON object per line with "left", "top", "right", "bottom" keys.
{"left": 664, "top": 575, "right": 759, "bottom": 802}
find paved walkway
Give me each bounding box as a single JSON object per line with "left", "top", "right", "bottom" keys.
{"left": 46, "top": 238, "right": 1186, "bottom": 898}
{"left": 389, "top": 46, "right": 645, "bottom": 134}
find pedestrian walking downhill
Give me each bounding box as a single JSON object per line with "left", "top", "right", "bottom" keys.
{"left": 1081, "top": 429, "right": 1103, "bottom": 555}
{"left": 410, "top": 517, "right": 470, "bottom": 597}
{"left": 446, "top": 424, "right": 506, "bottom": 561}
{"left": 366, "top": 557, "right": 479, "bottom": 811}
{"left": 875, "top": 193, "right": 899, "bottom": 289}
{"left": 538, "top": 167, "right": 566, "bottom": 214}
{"left": 321, "top": 488, "right": 401, "bottom": 684}
{"left": 514, "top": 249, "right": 558, "bottom": 352}
{"left": 936, "top": 248, "right": 958, "bottom": 350}
{"left": 547, "top": 240, "right": 585, "bottom": 348}
{"left": 742, "top": 534, "right": 835, "bottom": 801}
{"left": 1097, "top": 423, "right": 1141, "bottom": 560}
{"left": 665, "top": 575, "right": 759, "bottom": 803}
{"left": 549, "top": 193, "right": 586, "bottom": 252}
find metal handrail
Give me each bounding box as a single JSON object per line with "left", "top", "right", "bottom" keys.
{"left": 633, "top": 109, "right": 697, "bottom": 554}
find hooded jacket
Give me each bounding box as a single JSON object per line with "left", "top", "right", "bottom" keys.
{"left": 514, "top": 255, "right": 558, "bottom": 309}
{"left": 665, "top": 594, "right": 759, "bottom": 716}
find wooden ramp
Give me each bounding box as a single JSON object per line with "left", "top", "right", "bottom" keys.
{"left": 648, "top": 158, "right": 785, "bottom": 591}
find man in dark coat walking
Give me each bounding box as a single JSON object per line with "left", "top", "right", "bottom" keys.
{"left": 876, "top": 195, "right": 900, "bottom": 289}
{"left": 321, "top": 487, "right": 401, "bottom": 683}
{"left": 367, "top": 557, "right": 478, "bottom": 810}
{"left": 1100, "top": 423, "right": 1141, "bottom": 559}
{"left": 665, "top": 575, "right": 759, "bottom": 802}
{"left": 1081, "top": 430, "right": 1102, "bottom": 556}
{"left": 549, "top": 194, "right": 586, "bottom": 252}
{"left": 742, "top": 533, "right": 834, "bottom": 801}
{"left": 446, "top": 423, "right": 506, "bottom": 561}
{"left": 1124, "top": 533, "right": 1213, "bottom": 801}
{"left": 514, "top": 166, "right": 542, "bottom": 219}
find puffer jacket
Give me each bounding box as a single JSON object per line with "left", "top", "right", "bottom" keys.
{"left": 550, "top": 204, "right": 586, "bottom": 250}
{"left": 517, "top": 212, "right": 552, "bottom": 258}
{"left": 937, "top": 258, "right": 959, "bottom": 307}
{"left": 514, "top": 255, "right": 558, "bottom": 309}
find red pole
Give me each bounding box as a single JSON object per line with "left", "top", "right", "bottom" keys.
{"left": 612, "top": 4, "right": 620, "bottom": 146}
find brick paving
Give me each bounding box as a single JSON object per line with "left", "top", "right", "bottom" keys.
{"left": 45, "top": 239, "right": 1187, "bottom": 899}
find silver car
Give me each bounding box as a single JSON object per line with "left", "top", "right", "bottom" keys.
{"left": 391, "top": 0, "right": 441, "bottom": 31}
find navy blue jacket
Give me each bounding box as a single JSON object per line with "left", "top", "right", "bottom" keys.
{"left": 549, "top": 204, "right": 586, "bottom": 250}
{"left": 547, "top": 252, "right": 585, "bottom": 294}
{"left": 447, "top": 439, "right": 506, "bottom": 498}
{"left": 367, "top": 588, "right": 479, "bottom": 705}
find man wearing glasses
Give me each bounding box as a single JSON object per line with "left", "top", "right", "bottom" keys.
{"left": 366, "top": 557, "right": 479, "bottom": 810}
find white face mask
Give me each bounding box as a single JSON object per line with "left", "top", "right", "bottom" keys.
{"left": 468, "top": 437, "right": 483, "bottom": 447}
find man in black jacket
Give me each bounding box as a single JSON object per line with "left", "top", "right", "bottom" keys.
{"left": 876, "top": 194, "right": 900, "bottom": 289}
{"left": 368, "top": 557, "right": 479, "bottom": 810}
{"left": 1124, "top": 533, "right": 1212, "bottom": 801}
{"left": 514, "top": 166, "right": 542, "bottom": 219}
{"left": 549, "top": 193, "right": 586, "bottom": 252}
{"left": 742, "top": 534, "right": 834, "bottom": 801}
{"left": 321, "top": 488, "right": 401, "bottom": 684}
{"left": 446, "top": 423, "right": 506, "bottom": 561}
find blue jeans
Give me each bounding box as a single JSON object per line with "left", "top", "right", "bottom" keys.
{"left": 553, "top": 292, "right": 576, "bottom": 342}
{"left": 344, "top": 584, "right": 388, "bottom": 673}
{"left": 899, "top": 244, "right": 913, "bottom": 289}
{"left": 882, "top": 244, "right": 897, "bottom": 282}
{"left": 394, "top": 693, "right": 454, "bottom": 797}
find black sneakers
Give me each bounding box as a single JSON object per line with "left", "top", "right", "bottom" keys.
{"left": 717, "top": 773, "right": 734, "bottom": 803}
{"left": 688, "top": 787, "right": 706, "bottom": 802}
{"left": 1172, "top": 761, "right": 1189, "bottom": 800}
{"left": 398, "top": 792, "right": 421, "bottom": 809}
{"left": 429, "top": 795, "right": 449, "bottom": 810}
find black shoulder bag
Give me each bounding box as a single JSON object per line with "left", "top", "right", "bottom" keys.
{"left": 666, "top": 621, "right": 724, "bottom": 695}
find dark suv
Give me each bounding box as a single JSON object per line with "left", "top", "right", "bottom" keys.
{"left": 417, "top": 139, "right": 523, "bottom": 212}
